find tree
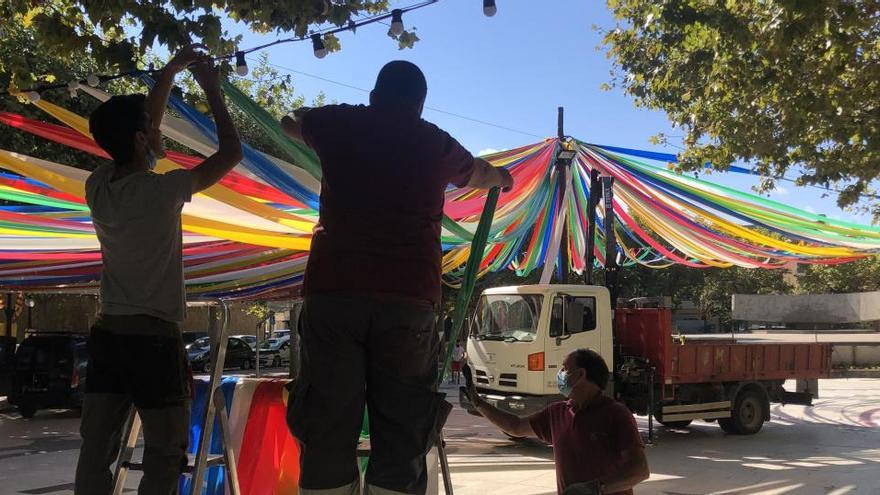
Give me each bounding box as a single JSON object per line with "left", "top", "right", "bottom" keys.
{"left": 601, "top": 1, "right": 880, "bottom": 219}
{"left": 1, "top": 0, "right": 419, "bottom": 91}
{"left": 0, "top": 24, "right": 318, "bottom": 174}
{"left": 797, "top": 257, "right": 880, "bottom": 294}
{"left": 695, "top": 267, "right": 792, "bottom": 329}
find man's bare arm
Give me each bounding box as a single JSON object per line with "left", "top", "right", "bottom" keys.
{"left": 473, "top": 398, "right": 535, "bottom": 438}
{"left": 467, "top": 158, "right": 513, "bottom": 191}
{"left": 144, "top": 44, "right": 205, "bottom": 153}
{"left": 467, "top": 382, "right": 534, "bottom": 438}
{"left": 601, "top": 445, "right": 650, "bottom": 492}
{"left": 189, "top": 60, "right": 243, "bottom": 194}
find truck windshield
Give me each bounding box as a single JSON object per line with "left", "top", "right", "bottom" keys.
{"left": 472, "top": 294, "right": 543, "bottom": 342}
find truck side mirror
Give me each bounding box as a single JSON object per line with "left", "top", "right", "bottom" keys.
{"left": 550, "top": 295, "right": 572, "bottom": 343}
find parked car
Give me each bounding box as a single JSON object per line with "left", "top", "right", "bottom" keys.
{"left": 231, "top": 334, "right": 257, "bottom": 350}
{"left": 182, "top": 331, "right": 208, "bottom": 347}
{"left": 186, "top": 336, "right": 211, "bottom": 352}
{"left": 188, "top": 336, "right": 255, "bottom": 372}
{"left": 9, "top": 333, "right": 88, "bottom": 418}
{"left": 258, "top": 338, "right": 291, "bottom": 368}
{"left": 272, "top": 330, "right": 292, "bottom": 340}
{"left": 0, "top": 336, "right": 16, "bottom": 397}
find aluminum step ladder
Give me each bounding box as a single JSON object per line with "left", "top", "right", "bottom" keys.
{"left": 112, "top": 299, "right": 241, "bottom": 495}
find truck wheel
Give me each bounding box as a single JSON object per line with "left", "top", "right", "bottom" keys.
{"left": 18, "top": 405, "right": 37, "bottom": 419}
{"left": 720, "top": 389, "right": 767, "bottom": 435}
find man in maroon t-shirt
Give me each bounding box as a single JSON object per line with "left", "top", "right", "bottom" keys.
{"left": 281, "top": 61, "right": 513, "bottom": 495}
{"left": 465, "top": 349, "right": 650, "bottom": 494}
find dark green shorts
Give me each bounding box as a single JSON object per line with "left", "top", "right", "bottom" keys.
{"left": 85, "top": 314, "right": 191, "bottom": 409}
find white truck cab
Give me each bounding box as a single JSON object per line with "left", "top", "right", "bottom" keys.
{"left": 464, "top": 284, "right": 613, "bottom": 416}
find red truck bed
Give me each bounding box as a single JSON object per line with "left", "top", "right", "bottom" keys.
{"left": 615, "top": 308, "right": 831, "bottom": 384}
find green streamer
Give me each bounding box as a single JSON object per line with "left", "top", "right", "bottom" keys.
{"left": 438, "top": 187, "right": 500, "bottom": 387}
{"left": 220, "top": 79, "right": 322, "bottom": 180}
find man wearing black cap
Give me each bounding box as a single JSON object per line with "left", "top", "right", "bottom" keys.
{"left": 281, "top": 60, "right": 513, "bottom": 495}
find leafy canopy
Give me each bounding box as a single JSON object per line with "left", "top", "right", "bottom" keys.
{"left": 601, "top": 0, "right": 880, "bottom": 219}
{"left": 0, "top": 24, "right": 319, "bottom": 178}
{"left": 1, "top": 0, "right": 420, "bottom": 91}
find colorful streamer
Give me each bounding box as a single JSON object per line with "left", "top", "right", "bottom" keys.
{"left": 1, "top": 84, "right": 878, "bottom": 300}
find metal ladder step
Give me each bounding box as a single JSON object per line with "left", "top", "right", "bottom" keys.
{"left": 121, "top": 454, "right": 226, "bottom": 473}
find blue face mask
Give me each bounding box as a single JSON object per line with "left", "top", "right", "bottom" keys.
{"left": 145, "top": 147, "right": 158, "bottom": 171}
{"left": 557, "top": 369, "right": 573, "bottom": 397}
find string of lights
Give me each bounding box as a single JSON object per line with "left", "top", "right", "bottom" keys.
{"left": 1, "top": 0, "right": 500, "bottom": 99}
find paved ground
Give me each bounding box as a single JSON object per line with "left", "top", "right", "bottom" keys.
{"left": 1, "top": 378, "right": 878, "bottom": 494}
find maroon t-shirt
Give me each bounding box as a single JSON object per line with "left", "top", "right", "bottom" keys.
{"left": 528, "top": 396, "right": 644, "bottom": 495}
{"left": 301, "top": 104, "right": 476, "bottom": 304}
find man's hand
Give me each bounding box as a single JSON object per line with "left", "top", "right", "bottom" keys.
{"left": 166, "top": 43, "right": 208, "bottom": 74}
{"left": 467, "top": 158, "right": 515, "bottom": 191}
{"left": 145, "top": 43, "right": 207, "bottom": 138}
{"left": 190, "top": 56, "right": 221, "bottom": 93}
{"left": 498, "top": 168, "right": 514, "bottom": 192}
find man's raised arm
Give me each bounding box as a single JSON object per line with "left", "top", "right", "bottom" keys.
{"left": 144, "top": 44, "right": 206, "bottom": 155}
{"left": 467, "top": 158, "right": 514, "bottom": 191}
{"left": 188, "top": 60, "right": 243, "bottom": 194}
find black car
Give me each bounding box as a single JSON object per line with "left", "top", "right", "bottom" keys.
{"left": 188, "top": 336, "right": 256, "bottom": 372}
{"left": 182, "top": 331, "right": 209, "bottom": 347}
{"left": 9, "top": 333, "right": 88, "bottom": 418}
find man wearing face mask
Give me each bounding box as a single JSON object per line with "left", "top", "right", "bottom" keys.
{"left": 464, "top": 349, "right": 649, "bottom": 495}
{"left": 76, "top": 45, "right": 243, "bottom": 494}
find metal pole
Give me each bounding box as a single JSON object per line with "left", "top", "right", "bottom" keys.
{"left": 557, "top": 107, "right": 564, "bottom": 140}
{"left": 255, "top": 320, "right": 261, "bottom": 378}
{"left": 437, "top": 431, "right": 454, "bottom": 495}
{"left": 584, "top": 169, "right": 601, "bottom": 285}
{"left": 602, "top": 177, "right": 619, "bottom": 308}
{"left": 4, "top": 294, "right": 12, "bottom": 337}
{"left": 556, "top": 107, "right": 569, "bottom": 284}
{"left": 648, "top": 369, "right": 655, "bottom": 445}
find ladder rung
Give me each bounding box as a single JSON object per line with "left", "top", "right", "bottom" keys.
{"left": 122, "top": 454, "right": 226, "bottom": 473}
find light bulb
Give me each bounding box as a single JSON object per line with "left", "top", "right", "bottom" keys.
{"left": 26, "top": 91, "right": 41, "bottom": 103}
{"left": 86, "top": 73, "right": 100, "bottom": 87}
{"left": 483, "top": 0, "right": 497, "bottom": 17}
{"left": 235, "top": 52, "right": 248, "bottom": 76}
{"left": 67, "top": 80, "right": 80, "bottom": 98}
{"left": 483, "top": 0, "right": 498, "bottom": 17}
{"left": 389, "top": 9, "right": 404, "bottom": 36}
{"left": 311, "top": 34, "right": 328, "bottom": 59}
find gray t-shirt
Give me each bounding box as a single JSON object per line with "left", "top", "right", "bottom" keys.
{"left": 86, "top": 165, "right": 193, "bottom": 323}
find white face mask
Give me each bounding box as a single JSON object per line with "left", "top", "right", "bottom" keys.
{"left": 145, "top": 147, "right": 157, "bottom": 171}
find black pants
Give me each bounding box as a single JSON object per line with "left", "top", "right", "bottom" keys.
{"left": 75, "top": 315, "right": 191, "bottom": 495}
{"left": 288, "top": 295, "right": 449, "bottom": 495}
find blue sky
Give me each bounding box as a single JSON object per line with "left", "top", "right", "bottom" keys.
{"left": 219, "top": 0, "right": 873, "bottom": 223}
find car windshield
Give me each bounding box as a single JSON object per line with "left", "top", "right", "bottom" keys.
{"left": 471, "top": 294, "right": 543, "bottom": 342}
{"left": 260, "top": 339, "right": 280, "bottom": 350}
{"left": 191, "top": 337, "right": 210, "bottom": 349}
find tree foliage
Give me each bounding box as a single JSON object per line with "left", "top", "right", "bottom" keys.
{"left": 797, "top": 256, "right": 880, "bottom": 294}
{"left": 1, "top": 0, "right": 419, "bottom": 91}
{"left": 601, "top": 0, "right": 880, "bottom": 218}
{"left": 0, "top": 24, "right": 317, "bottom": 175}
